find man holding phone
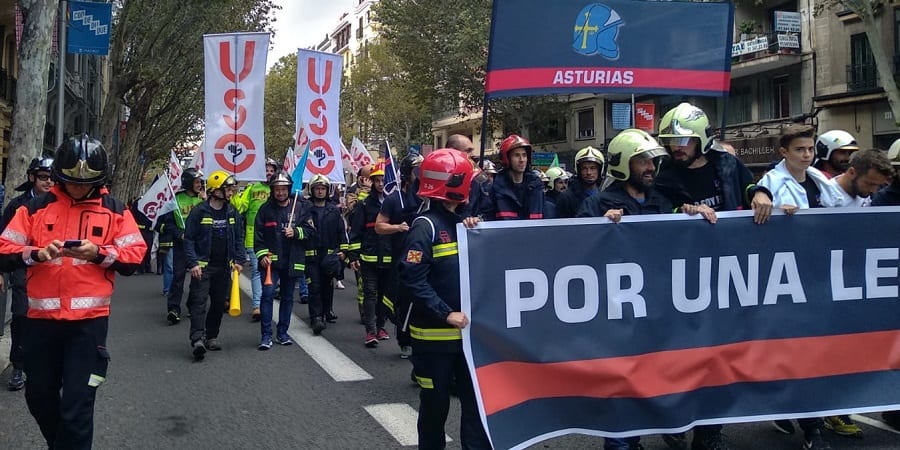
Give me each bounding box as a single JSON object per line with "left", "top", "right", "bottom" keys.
{"left": 0, "top": 136, "right": 146, "bottom": 449}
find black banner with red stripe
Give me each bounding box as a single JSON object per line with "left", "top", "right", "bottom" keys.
{"left": 459, "top": 209, "right": 900, "bottom": 449}
{"left": 485, "top": 0, "right": 734, "bottom": 98}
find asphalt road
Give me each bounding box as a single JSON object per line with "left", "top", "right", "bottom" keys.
{"left": 0, "top": 271, "right": 898, "bottom": 449}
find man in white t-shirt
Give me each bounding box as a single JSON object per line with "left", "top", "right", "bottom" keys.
{"left": 830, "top": 148, "right": 892, "bottom": 208}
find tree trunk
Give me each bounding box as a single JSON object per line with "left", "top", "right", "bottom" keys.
{"left": 861, "top": 6, "right": 900, "bottom": 127}
{"left": 9, "top": 0, "right": 57, "bottom": 184}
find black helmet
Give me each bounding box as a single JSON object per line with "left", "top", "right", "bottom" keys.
{"left": 181, "top": 168, "right": 204, "bottom": 191}
{"left": 400, "top": 153, "right": 424, "bottom": 182}
{"left": 53, "top": 135, "right": 108, "bottom": 185}
{"left": 28, "top": 157, "right": 55, "bottom": 174}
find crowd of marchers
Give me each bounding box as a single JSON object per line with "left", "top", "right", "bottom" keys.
{"left": 4, "top": 100, "right": 900, "bottom": 450}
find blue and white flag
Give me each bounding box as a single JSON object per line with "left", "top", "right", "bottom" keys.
{"left": 291, "top": 141, "right": 311, "bottom": 195}
{"left": 384, "top": 140, "right": 403, "bottom": 207}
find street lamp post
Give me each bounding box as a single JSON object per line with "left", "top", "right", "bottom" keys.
{"left": 56, "top": 0, "right": 67, "bottom": 148}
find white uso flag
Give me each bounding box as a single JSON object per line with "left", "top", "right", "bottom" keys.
{"left": 203, "top": 32, "right": 269, "bottom": 181}
{"left": 296, "top": 49, "right": 344, "bottom": 184}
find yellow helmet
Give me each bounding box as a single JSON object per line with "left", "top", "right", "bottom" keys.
{"left": 206, "top": 170, "right": 237, "bottom": 190}
{"left": 658, "top": 103, "right": 713, "bottom": 154}
{"left": 606, "top": 129, "right": 668, "bottom": 181}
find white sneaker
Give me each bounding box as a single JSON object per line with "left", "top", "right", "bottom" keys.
{"left": 335, "top": 280, "right": 345, "bottom": 289}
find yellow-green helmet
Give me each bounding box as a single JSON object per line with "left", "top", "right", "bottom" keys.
{"left": 888, "top": 138, "right": 900, "bottom": 167}
{"left": 545, "top": 166, "right": 569, "bottom": 187}
{"left": 575, "top": 146, "right": 606, "bottom": 172}
{"left": 206, "top": 170, "right": 237, "bottom": 191}
{"left": 606, "top": 129, "right": 668, "bottom": 181}
{"left": 658, "top": 102, "right": 713, "bottom": 154}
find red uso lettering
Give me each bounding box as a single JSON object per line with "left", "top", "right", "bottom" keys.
{"left": 213, "top": 40, "right": 257, "bottom": 173}
{"left": 305, "top": 57, "right": 336, "bottom": 175}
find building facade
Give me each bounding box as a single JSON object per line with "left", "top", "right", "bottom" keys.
{"left": 432, "top": 0, "right": 900, "bottom": 171}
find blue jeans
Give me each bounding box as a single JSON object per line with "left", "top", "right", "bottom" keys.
{"left": 260, "top": 267, "right": 296, "bottom": 340}
{"left": 162, "top": 250, "right": 173, "bottom": 293}
{"left": 298, "top": 274, "right": 309, "bottom": 299}
{"left": 247, "top": 248, "right": 262, "bottom": 308}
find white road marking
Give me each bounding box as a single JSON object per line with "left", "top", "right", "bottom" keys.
{"left": 851, "top": 414, "right": 900, "bottom": 435}
{"left": 364, "top": 403, "right": 452, "bottom": 446}
{"left": 239, "top": 274, "right": 372, "bottom": 382}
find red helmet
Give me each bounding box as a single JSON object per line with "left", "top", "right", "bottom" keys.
{"left": 417, "top": 149, "right": 474, "bottom": 202}
{"left": 500, "top": 134, "right": 532, "bottom": 167}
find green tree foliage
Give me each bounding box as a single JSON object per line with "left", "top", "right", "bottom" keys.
{"left": 342, "top": 39, "right": 431, "bottom": 151}
{"left": 374, "top": 0, "right": 490, "bottom": 113}
{"left": 814, "top": 0, "right": 900, "bottom": 127}
{"left": 374, "top": 0, "right": 569, "bottom": 141}
{"left": 264, "top": 52, "right": 298, "bottom": 161}
{"left": 100, "top": 0, "right": 279, "bottom": 201}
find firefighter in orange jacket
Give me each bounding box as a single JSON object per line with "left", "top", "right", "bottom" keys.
{"left": 0, "top": 136, "right": 147, "bottom": 449}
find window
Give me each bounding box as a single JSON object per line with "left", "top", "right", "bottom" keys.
{"left": 727, "top": 85, "right": 752, "bottom": 124}
{"left": 773, "top": 76, "right": 790, "bottom": 119}
{"left": 532, "top": 117, "right": 567, "bottom": 143}
{"left": 848, "top": 33, "right": 876, "bottom": 90}
{"left": 576, "top": 108, "right": 595, "bottom": 139}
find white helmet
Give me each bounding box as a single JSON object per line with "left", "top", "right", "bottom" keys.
{"left": 888, "top": 138, "right": 900, "bottom": 167}
{"left": 815, "top": 130, "right": 859, "bottom": 163}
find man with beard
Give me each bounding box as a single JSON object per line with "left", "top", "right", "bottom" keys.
{"left": 557, "top": 146, "right": 605, "bottom": 218}
{"left": 577, "top": 129, "right": 714, "bottom": 450}
{"left": 814, "top": 130, "right": 859, "bottom": 179}
{"left": 348, "top": 163, "right": 394, "bottom": 347}
{"left": 254, "top": 172, "right": 313, "bottom": 347}
{"left": 1, "top": 156, "right": 54, "bottom": 391}
{"left": 305, "top": 175, "right": 349, "bottom": 335}
{"left": 577, "top": 129, "right": 673, "bottom": 220}
{"left": 656, "top": 103, "right": 773, "bottom": 227}
{"left": 233, "top": 157, "right": 278, "bottom": 321}
{"left": 830, "top": 149, "right": 891, "bottom": 207}
{"left": 477, "top": 134, "right": 544, "bottom": 220}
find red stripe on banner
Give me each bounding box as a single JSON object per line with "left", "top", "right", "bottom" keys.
{"left": 476, "top": 330, "right": 900, "bottom": 416}
{"left": 485, "top": 67, "right": 730, "bottom": 94}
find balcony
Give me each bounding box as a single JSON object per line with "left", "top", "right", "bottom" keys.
{"left": 731, "top": 31, "right": 802, "bottom": 79}
{"left": 846, "top": 62, "right": 878, "bottom": 91}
